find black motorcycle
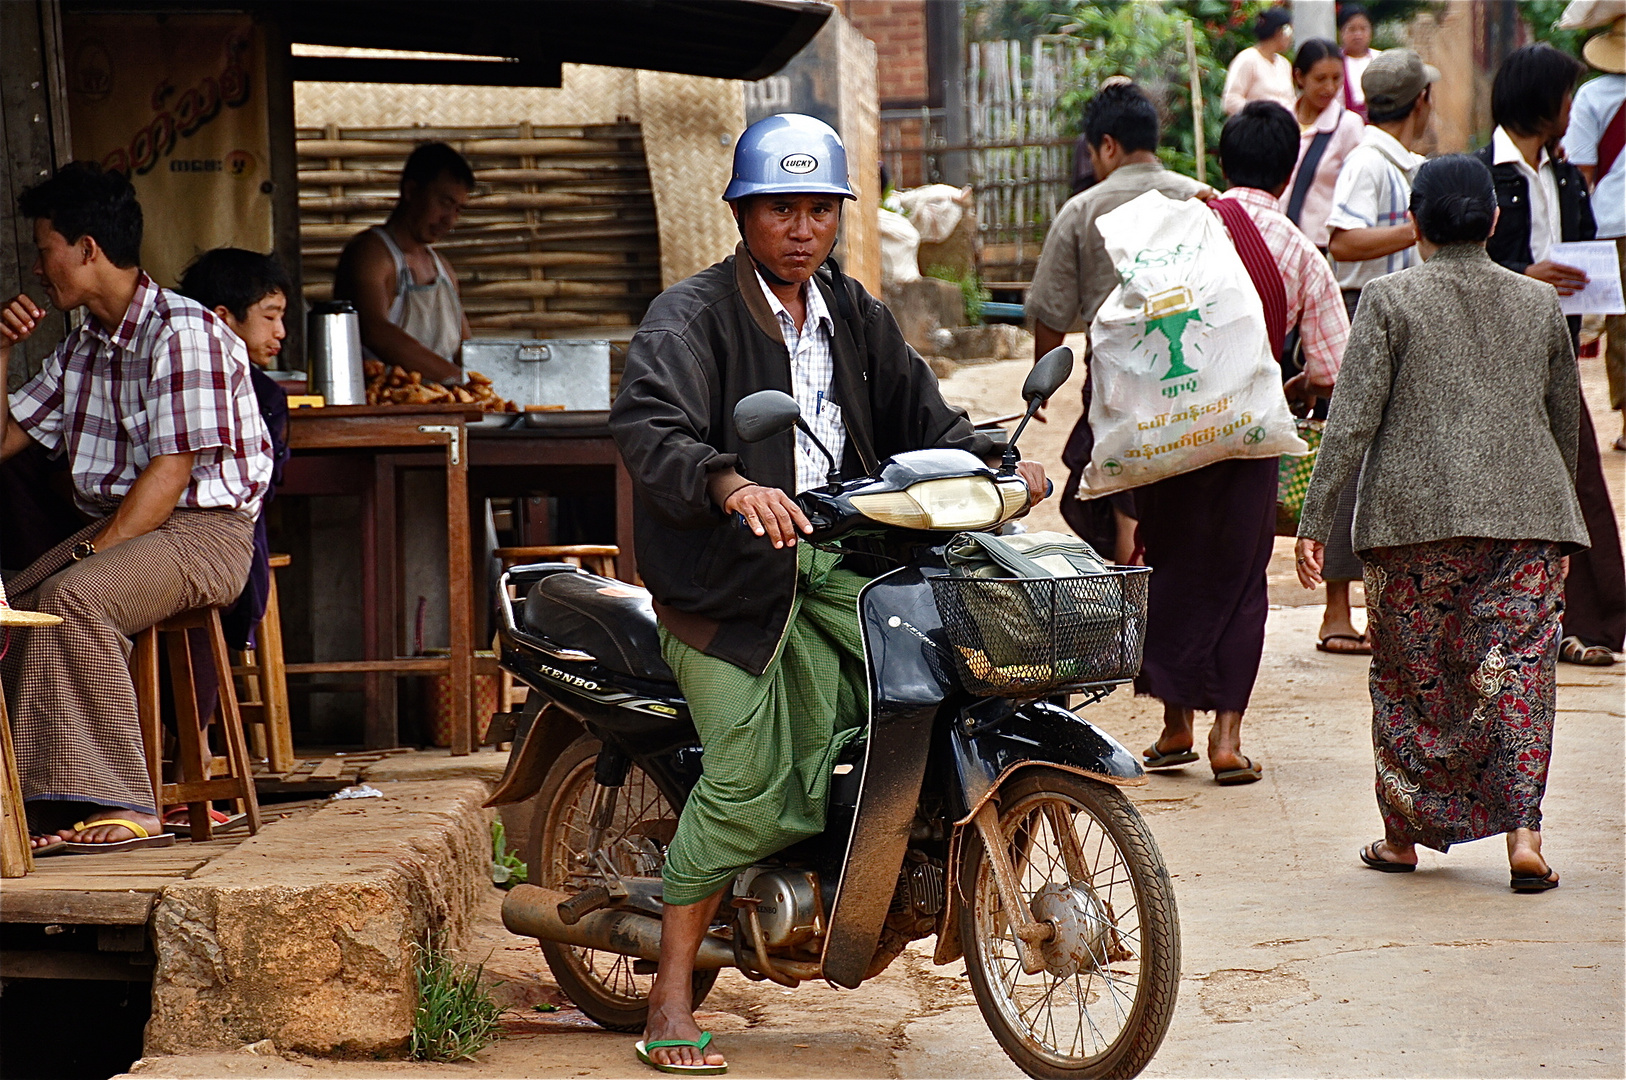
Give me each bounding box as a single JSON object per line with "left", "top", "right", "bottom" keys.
{"left": 490, "top": 349, "right": 1180, "bottom": 1079}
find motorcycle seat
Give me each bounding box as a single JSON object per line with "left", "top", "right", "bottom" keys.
{"left": 523, "top": 571, "right": 675, "bottom": 684}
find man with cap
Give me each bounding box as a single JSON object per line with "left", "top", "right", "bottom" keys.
{"left": 609, "top": 113, "right": 1046, "bottom": 1073}
{"left": 1561, "top": 1, "right": 1626, "bottom": 451}
{"left": 1313, "top": 49, "right": 1438, "bottom": 655}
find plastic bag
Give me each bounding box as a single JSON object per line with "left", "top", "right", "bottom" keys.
{"left": 1079, "top": 190, "right": 1307, "bottom": 497}
{"left": 896, "top": 184, "right": 971, "bottom": 244}
{"left": 878, "top": 206, "right": 922, "bottom": 286}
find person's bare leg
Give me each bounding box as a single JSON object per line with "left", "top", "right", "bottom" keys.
{"left": 1150, "top": 703, "right": 1194, "bottom": 758}
{"left": 643, "top": 889, "right": 727, "bottom": 1068}
{"left": 1507, "top": 828, "right": 1557, "bottom": 883}
{"left": 1207, "top": 710, "right": 1250, "bottom": 773}
{"left": 1112, "top": 508, "right": 1138, "bottom": 566}
{"left": 1318, "top": 581, "right": 1366, "bottom": 651}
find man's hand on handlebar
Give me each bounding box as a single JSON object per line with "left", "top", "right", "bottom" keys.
{"left": 1016, "top": 460, "right": 1050, "bottom": 506}
{"left": 724, "top": 483, "right": 812, "bottom": 549}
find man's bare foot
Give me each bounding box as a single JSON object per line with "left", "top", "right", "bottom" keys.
{"left": 642, "top": 1000, "right": 725, "bottom": 1068}
{"left": 55, "top": 809, "right": 164, "bottom": 845}
{"left": 1206, "top": 710, "right": 1252, "bottom": 775}
{"left": 1507, "top": 828, "right": 1557, "bottom": 885}
{"left": 29, "top": 833, "right": 64, "bottom": 851}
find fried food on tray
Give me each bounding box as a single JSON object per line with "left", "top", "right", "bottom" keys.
{"left": 363, "top": 364, "right": 518, "bottom": 412}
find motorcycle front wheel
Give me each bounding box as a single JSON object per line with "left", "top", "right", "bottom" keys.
{"left": 528, "top": 733, "right": 717, "bottom": 1032}
{"left": 958, "top": 769, "right": 1180, "bottom": 1080}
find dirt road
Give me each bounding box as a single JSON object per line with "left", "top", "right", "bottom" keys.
{"left": 125, "top": 349, "right": 1625, "bottom": 1079}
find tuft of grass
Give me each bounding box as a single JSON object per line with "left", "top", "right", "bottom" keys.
{"left": 491, "top": 819, "right": 527, "bottom": 889}
{"left": 925, "top": 264, "right": 989, "bottom": 327}
{"left": 410, "top": 934, "right": 504, "bottom": 1062}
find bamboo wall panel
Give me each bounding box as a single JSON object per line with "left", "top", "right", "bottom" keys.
{"left": 297, "top": 122, "right": 662, "bottom": 341}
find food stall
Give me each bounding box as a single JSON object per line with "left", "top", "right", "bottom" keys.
{"left": 1, "top": 0, "right": 849, "bottom": 755}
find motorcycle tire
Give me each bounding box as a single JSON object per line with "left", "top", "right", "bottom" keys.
{"left": 958, "top": 769, "right": 1180, "bottom": 1080}
{"left": 528, "top": 733, "right": 717, "bottom": 1033}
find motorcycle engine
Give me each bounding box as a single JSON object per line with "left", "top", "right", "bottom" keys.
{"left": 739, "top": 868, "right": 825, "bottom": 951}
{"left": 865, "top": 849, "right": 946, "bottom": 980}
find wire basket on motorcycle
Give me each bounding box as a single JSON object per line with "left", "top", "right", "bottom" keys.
{"left": 929, "top": 531, "right": 1152, "bottom": 697}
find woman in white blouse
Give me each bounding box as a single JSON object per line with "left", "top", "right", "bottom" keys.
{"left": 1224, "top": 7, "right": 1296, "bottom": 115}
{"left": 1280, "top": 39, "right": 1366, "bottom": 249}
{"left": 1338, "top": 4, "right": 1383, "bottom": 121}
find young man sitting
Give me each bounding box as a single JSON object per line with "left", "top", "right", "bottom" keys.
{"left": 0, "top": 164, "right": 272, "bottom": 854}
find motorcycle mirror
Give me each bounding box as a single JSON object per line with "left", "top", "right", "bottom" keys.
{"left": 1000, "top": 346, "right": 1074, "bottom": 475}
{"left": 734, "top": 390, "right": 802, "bottom": 443}
{"left": 1023, "top": 346, "right": 1074, "bottom": 404}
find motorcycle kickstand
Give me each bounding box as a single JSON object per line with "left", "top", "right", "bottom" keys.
{"left": 971, "top": 801, "right": 1054, "bottom": 976}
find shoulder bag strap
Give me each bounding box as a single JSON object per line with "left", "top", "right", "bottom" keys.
{"left": 1596, "top": 99, "right": 1626, "bottom": 181}
{"left": 1286, "top": 129, "right": 1335, "bottom": 226}
{"left": 1210, "top": 197, "right": 1288, "bottom": 359}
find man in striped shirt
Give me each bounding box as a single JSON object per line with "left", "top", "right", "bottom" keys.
{"left": 0, "top": 163, "right": 271, "bottom": 855}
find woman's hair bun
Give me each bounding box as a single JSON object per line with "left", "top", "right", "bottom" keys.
{"left": 1410, "top": 155, "right": 1497, "bottom": 245}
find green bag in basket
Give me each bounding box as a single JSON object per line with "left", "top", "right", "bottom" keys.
{"left": 1276, "top": 418, "right": 1324, "bottom": 536}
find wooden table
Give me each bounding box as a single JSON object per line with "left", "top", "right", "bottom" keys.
{"left": 281, "top": 404, "right": 482, "bottom": 754}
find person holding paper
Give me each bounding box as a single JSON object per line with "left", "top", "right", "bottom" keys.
{"left": 1561, "top": 10, "right": 1626, "bottom": 452}
{"left": 1478, "top": 43, "right": 1624, "bottom": 668}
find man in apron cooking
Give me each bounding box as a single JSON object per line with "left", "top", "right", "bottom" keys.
{"left": 334, "top": 142, "right": 474, "bottom": 384}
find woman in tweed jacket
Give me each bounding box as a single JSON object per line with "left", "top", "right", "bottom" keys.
{"left": 1295, "top": 155, "right": 1588, "bottom": 892}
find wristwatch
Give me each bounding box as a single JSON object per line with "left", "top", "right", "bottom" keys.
{"left": 71, "top": 539, "right": 96, "bottom": 561}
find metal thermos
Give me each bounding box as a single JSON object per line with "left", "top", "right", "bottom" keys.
{"left": 307, "top": 300, "right": 365, "bottom": 405}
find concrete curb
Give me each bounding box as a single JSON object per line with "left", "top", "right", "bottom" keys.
{"left": 144, "top": 780, "right": 494, "bottom": 1057}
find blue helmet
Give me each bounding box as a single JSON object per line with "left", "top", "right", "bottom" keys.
{"left": 722, "top": 113, "right": 856, "bottom": 203}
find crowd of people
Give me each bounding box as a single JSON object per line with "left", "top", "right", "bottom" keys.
{"left": 1033, "top": 2, "right": 1626, "bottom": 896}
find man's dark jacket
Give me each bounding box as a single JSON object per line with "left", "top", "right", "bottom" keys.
{"left": 610, "top": 245, "right": 989, "bottom": 675}
{"left": 1473, "top": 142, "right": 1595, "bottom": 275}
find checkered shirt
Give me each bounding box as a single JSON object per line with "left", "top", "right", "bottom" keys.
{"left": 755, "top": 269, "right": 848, "bottom": 493}
{"left": 8, "top": 273, "right": 273, "bottom": 517}
{"left": 1221, "top": 186, "right": 1351, "bottom": 386}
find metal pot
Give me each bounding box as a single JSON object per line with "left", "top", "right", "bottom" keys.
{"left": 307, "top": 300, "right": 365, "bottom": 405}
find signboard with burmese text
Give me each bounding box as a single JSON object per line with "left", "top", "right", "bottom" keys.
{"left": 63, "top": 13, "right": 274, "bottom": 289}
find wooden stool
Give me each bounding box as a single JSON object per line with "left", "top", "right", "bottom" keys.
{"left": 232, "top": 554, "right": 295, "bottom": 775}
{"left": 133, "top": 608, "right": 262, "bottom": 841}
{"left": 492, "top": 545, "right": 620, "bottom": 712}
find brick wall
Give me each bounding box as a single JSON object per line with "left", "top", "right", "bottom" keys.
{"left": 834, "top": 0, "right": 929, "bottom": 107}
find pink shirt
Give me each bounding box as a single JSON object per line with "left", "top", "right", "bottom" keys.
{"left": 1223, "top": 47, "right": 1296, "bottom": 116}
{"left": 1220, "top": 186, "right": 1350, "bottom": 387}
{"left": 1279, "top": 99, "right": 1366, "bottom": 248}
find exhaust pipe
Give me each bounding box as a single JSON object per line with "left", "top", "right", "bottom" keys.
{"left": 502, "top": 885, "right": 737, "bottom": 970}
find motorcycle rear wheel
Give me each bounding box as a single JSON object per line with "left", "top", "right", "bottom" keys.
{"left": 958, "top": 769, "right": 1180, "bottom": 1079}
{"left": 528, "top": 733, "right": 717, "bottom": 1032}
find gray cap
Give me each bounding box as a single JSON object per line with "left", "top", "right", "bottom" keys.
{"left": 1362, "top": 49, "right": 1441, "bottom": 115}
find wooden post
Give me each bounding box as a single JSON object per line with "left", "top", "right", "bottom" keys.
{"left": 0, "top": 577, "right": 62, "bottom": 877}
{"left": 1185, "top": 20, "right": 1206, "bottom": 186}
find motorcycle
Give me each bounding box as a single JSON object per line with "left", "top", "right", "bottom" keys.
{"left": 489, "top": 348, "right": 1180, "bottom": 1079}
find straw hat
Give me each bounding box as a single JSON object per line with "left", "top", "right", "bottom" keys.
{"left": 1584, "top": 16, "right": 1626, "bottom": 74}
{"left": 0, "top": 576, "right": 61, "bottom": 627}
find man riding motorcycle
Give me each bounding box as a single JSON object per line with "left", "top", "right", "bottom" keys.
{"left": 608, "top": 113, "right": 1047, "bottom": 1073}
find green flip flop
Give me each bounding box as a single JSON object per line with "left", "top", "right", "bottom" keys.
{"left": 635, "top": 1031, "right": 728, "bottom": 1075}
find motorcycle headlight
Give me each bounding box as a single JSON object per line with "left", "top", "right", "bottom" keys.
{"left": 851, "top": 476, "right": 1029, "bottom": 530}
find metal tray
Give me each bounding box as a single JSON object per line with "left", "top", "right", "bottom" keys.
{"left": 461, "top": 339, "right": 610, "bottom": 412}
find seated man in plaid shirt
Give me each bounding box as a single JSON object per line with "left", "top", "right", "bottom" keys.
{"left": 0, "top": 163, "right": 272, "bottom": 855}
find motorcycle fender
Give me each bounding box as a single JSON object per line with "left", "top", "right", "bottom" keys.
{"left": 931, "top": 702, "right": 1145, "bottom": 965}
{"left": 483, "top": 701, "right": 585, "bottom": 808}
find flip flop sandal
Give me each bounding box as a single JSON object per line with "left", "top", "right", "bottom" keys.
{"left": 162, "top": 807, "right": 249, "bottom": 836}
{"left": 62, "top": 818, "right": 176, "bottom": 854}
{"left": 30, "top": 837, "right": 70, "bottom": 858}
{"left": 1510, "top": 867, "right": 1560, "bottom": 892}
{"left": 1559, "top": 636, "right": 1616, "bottom": 666}
{"left": 1212, "top": 757, "right": 1263, "bottom": 786}
{"left": 1317, "top": 633, "right": 1371, "bottom": 656}
{"left": 1359, "top": 841, "right": 1416, "bottom": 873}
{"left": 1142, "top": 744, "right": 1199, "bottom": 770}
{"left": 635, "top": 1031, "right": 728, "bottom": 1075}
